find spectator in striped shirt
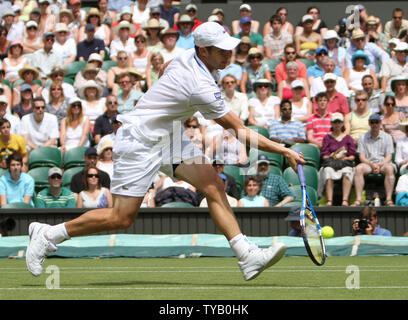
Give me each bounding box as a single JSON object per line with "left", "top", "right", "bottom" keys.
{"left": 306, "top": 92, "right": 332, "bottom": 149}
{"left": 264, "top": 15, "right": 293, "bottom": 61}
{"left": 35, "top": 167, "right": 76, "bottom": 208}
{"left": 268, "top": 99, "right": 306, "bottom": 147}
{"left": 352, "top": 113, "right": 396, "bottom": 207}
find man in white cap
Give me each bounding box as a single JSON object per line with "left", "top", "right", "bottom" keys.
{"left": 380, "top": 41, "right": 408, "bottom": 92}
{"left": 182, "top": 3, "right": 202, "bottom": 31}
{"left": 25, "top": 22, "right": 305, "bottom": 281}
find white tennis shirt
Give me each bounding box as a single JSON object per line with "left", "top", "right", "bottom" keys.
{"left": 117, "top": 48, "right": 230, "bottom": 143}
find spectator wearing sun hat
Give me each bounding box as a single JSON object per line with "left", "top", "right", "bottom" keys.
{"left": 2, "top": 8, "right": 24, "bottom": 41}
{"left": 159, "top": 28, "right": 184, "bottom": 63}
{"left": 380, "top": 41, "right": 408, "bottom": 92}
{"left": 53, "top": 22, "right": 77, "bottom": 67}
{"left": 175, "top": 14, "right": 194, "bottom": 50}
{"left": 343, "top": 50, "right": 377, "bottom": 92}
{"left": 345, "top": 28, "right": 390, "bottom": 73}
{"left": 173, "top": 3, "right": 202, "bottom": 32}
{"left": 110, "top": 20, "right": 137, "bottom": 60}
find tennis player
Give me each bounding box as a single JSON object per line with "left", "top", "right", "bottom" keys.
{"left": 26, "top": 22, "right": 305, "bottom": 281}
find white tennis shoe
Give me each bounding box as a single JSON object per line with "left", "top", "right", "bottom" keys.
{"left": 26, "top": 222, "right": 57, "bottom": 277}
{"left": 238, "top": 242, "right": 287, "bottom": 281}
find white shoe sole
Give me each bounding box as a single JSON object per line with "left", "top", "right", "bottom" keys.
{"left": 26, "top": 222, "right": 50, "bottom": 277}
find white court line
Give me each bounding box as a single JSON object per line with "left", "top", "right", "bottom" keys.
{"left": 1, "top": 265, "right": 408, "bottom": 270}
{"left": 2, "top": 269, "right": 408, "bottom": 274}
{"left": 1, "top": 286, "right": 408, "bottom": 291}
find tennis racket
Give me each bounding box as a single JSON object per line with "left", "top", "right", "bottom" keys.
{"left": 297, "top": 163, "right": 326, "bottom": 266}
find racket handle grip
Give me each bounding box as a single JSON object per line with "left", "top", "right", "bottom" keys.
{"left": 295, "top": 150, "right": 306, "bottom": 187}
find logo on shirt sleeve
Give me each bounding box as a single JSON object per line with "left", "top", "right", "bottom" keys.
{"left": 214, "top": 92, "right": 222, "bottom": 100}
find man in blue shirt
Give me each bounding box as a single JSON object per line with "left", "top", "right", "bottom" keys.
{"left": 0, "top": 153, "right": 34, "bottom": 207}
{"left": 346, "top": 28, "right": 390, "bottom": 73}
{"left": 352, "top": 206, "right": 392, "bottom": 236}
{"left": 307, "top": 46, "right": 341, "bottom": 78}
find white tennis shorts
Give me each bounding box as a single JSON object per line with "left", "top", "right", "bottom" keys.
{"left": 110, "top": 124, "right": 205, "bottom": 197}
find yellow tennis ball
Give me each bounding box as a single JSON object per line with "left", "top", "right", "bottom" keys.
{"left": 321, "top": 226, "right": 334, "bottom": 239}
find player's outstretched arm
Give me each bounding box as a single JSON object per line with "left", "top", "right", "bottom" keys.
{"left": 215, "top": 111, "right": 305, "bottom": 171}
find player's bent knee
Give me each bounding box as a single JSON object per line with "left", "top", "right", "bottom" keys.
{"left": 109, "top": 207, "right": 137, "bottom": 230}
{"left": 201, "top": 181, "right": 225, "bottom": 200}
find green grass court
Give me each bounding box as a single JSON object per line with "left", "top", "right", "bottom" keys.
{"left": 1, "top": 256, "right": 407, "bottom": 300}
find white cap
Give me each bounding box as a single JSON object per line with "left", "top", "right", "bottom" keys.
{"left": 88, "top": 53, "right": 103, "bottom": 63}
{"left": 331, "top": 112, "right": 344, "bottom": 122}
{"left": 26, "top": 20, "right": 38, "bottom": 29}
{"left": 55, "top": 23, "right": 68, "bottom": 33}
{"left": 207, "top": 15, "right": 220, "bottom": 23}
{"left": 239, "top": 4, "right": 251, "bottom": 11}
{"left": 323, "top": 73, "right": 337, "bottom": 82}
{"left": 291, "top": 79, "right": 304, "bottom": 89}
{"left": 388, "top": 38, "right": 400, "bottom": 46}
{"left": 185, "top": 4, "right": 197, "bottom": 11}
{"left": 324, "top": 30, "right": 339, "bottom": 41}
{"left": 0, "top": 95, "right": 8, "bottom": 104}
{"left": 193, "top": 22, "right": 240, "bottom": 50}
{"left": 302, "top": 15, "right": 314, "bottom": 23}
{"left": 394, "top": 41, "right": 408, "bottom": 51}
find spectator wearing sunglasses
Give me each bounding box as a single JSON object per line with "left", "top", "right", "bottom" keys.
{"left": 28, "top": 32, "right": 63, "bottom": 82}
{"left": 384, "top": 8, "right": 408, "bottom": 41}
{"left": 70, "top": 147, "right": 111, "bottom": 194}
{"left": 76, "top": 165, "right": 113, "bottom": 208}
{"left": 347, "top": 90, "right": 372, "bottom": 144}
{"left": 381, "top": 95, "right": 407, "bottom": 144}
{"left": 94, "top": 95, "right": 119, "bottom": 144}
{"left": 268, "top": 99, "right": 306, "bottom": 147}
{"left": 352, "top": 113, "right": 396, "bottom": 207}
{"left": 345, "top": 28, "right": 390, "bottom": 74}
{"left": 379, "top": 41, "right": 408, "bottom": 92}
{"left": 35, "top": 167, "right": 76, "bottom": 208}
{"left": 20, "top": 97, "right": 59, "bottom": 151}
{"left": 275, "top": 43, "right": 307, "bottom": 84}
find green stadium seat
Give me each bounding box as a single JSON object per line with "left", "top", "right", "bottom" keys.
{"left": 248, "top": 148, "right": 284, "bottom": 168}
{"left": 28, "top": 167, "right": 50, "bottom": 192}
{"left": 248, "top": 125, "right": 269, "bottom": 138}
{"left": 64, "top": 61, "right": 86, "bottom": 80}
{"left": 222, "top": 165, "right": 244, "bottom": 194}
{"left": 298, "top": 58, "right": 316, "bottom": 69}
{"left": 62, "top": 167, "right": 84, "bottom": 187}
{"left": 29, "top": 147, "right": 62, "bottom": 169}
{"left": 1, "top": 202, "right": 33, "bottom": 209}
{"left": 160, "top": 202, "right": 194, "bottom": 208}
{"left": 268, "top": 166, "right": 282, "bottom": 176}
{"left": 2, "top": 79, "right": 11, "bottom": 88}
{"left": 290, "top": 185, "right": 318, "bottom": 206}
{"left": 63, "top": 77, "right": 74, "bottom": 85}
{"left": 283, "top": 166, "right": 318, "bottom": 190}
{"left": 290, "top": 143, "right": 321, "bottom": 169}
{"left": 63, "top": 146, "right": 87, "bottom": 169}
{"left": 264, "top": 59, "right": 281, "bottom": 74}
{"left": 102, "top": 60, "right": 118, "bottom": 72}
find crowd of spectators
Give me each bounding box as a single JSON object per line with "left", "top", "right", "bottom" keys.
{"left": 0, "top": 1, "right": 408, "bottom": 212}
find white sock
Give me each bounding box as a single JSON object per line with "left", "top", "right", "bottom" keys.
{"left": 229, "top": 233, "right": 255, "bottom": 260}
{"left": 45, "top": 223, "right": 70, "bottom": 244}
